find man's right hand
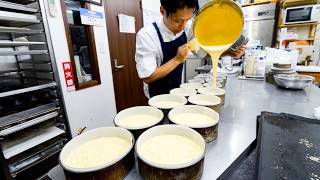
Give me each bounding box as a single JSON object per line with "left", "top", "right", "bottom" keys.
{"left": 143, "top": 44, "right": 191, "bottom": 84}
{"left": 175, "top": 44, "right": 190, "bottom": 64}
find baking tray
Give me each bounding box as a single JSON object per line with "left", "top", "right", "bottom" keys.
{"left": 217, "top": 139, "right": 258, "bottom": 180}
{"left": 217, "top": 113, "right": 267, "bottom": 180}
{"left": 256, "top": 112, "right": 320, "bottom": 180}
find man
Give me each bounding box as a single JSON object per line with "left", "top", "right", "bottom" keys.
{"left": 135, "top": 0, "right": 245, "bottom": 98}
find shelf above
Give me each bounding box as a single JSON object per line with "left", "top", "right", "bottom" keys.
{"left": 9, "top": 139, "right": 65, "bottom": 176}
{"left": 19, "top": 60, "right": 51, "bottom": 64}
{"left": 2, "top": 126, "right": 65, "bottom": 159}
{"left": 0, "top": 15, "right": 40, "bottom": 27}
{"left": 0, "top": 69, "right": 20, "bottom": 74}
{"left": 0, "top": 96, "right": 59, "bottom": 118}
{"left": 0, "top": 82, "right": 57, "bottom": 98}
{"left": 0, "top": 1, "right": 38, "bottom": 13}
{"left": 281, "top": 0, "right": 318, "bottom": 7}
{"left": 0, "top": 69, "right": 54, "bottom": 75}
{"left": 0, "top": 41, "right": 46, "bottom": 47}
{"left": 0, "top": 50, "right": 48, "bottom": 56}
{"left": 0, "top": 26, "right": 43, "bottom": 37}
{"left": 279, "top": 22, "right": 319, "bottom": 28}
{"left": 242, "top": 1, "right": 274, "bottom": 7}
{"left": 1, "top": 0, "right": 36, "bottom": 5}
{"left": 0, "top": 111, "right": 59, "bottom": 136}
{"left": 280, "top": 38, "right": 316, "bottom": 41}
{"left": 0, "top": 102, "right": 58, "bottom": 130}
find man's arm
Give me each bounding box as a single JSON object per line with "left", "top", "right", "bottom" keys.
{"left": 143, "top": 44, "right": 190, "bottom": 84}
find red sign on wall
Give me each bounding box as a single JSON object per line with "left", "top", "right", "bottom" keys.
{"left": 62, "top": 62, "right": 75, "bottom": 91}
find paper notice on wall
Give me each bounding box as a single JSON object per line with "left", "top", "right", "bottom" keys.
{"left": 118, "top": 14, "right": 136, "bottom": 33}
{"left": 79, "top": 8, "right": 104, "bottom": 26}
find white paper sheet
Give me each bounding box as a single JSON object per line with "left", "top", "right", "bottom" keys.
{"left": 118, "top": 14, "right": 136, "bottom": 33}
{"left": 79, "top": 8, "right": 104, "bottom": 26}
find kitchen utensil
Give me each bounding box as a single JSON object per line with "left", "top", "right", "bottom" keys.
{"left": 59, "top": 127, "right": 134, "bottom": 180}
{"left": 168, "top": 105, "right": 219, "bottom": 142}
{"left": 170, "top": 88, "right": 197, "bottom": 97}
{"left": 274, "top": 74, "right": 314, "bottom": 89}
{"left": 188, "top": 94, "right": 222, "bottom": 114}
{"left": 136, "top": 125, "right": 205, "bottom": 180}
{"left": 198, "top": 87, "right": 226, "bottom": 105}
{"left": 114, "top": 106, "right": 164, "bottom": 139}
{"left": 148, "top": 94, "right": 187, "bottom": 123}
{"left": 180, "top": 83, "right": 203, "bottom": 90}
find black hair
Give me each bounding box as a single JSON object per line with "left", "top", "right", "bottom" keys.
{"left": 160, "top": 0, "right": 199, "bottom": 16}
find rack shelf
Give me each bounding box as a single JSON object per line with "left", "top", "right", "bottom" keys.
{"left": 2, "top": 0, "right": 36, "bottom": 5}
{"left": 0, "top": 26, "right": 43, "bottom": 37}
{"left": 242, "top": 1, "right": 274, "bottom": 7}
{"left": 0, "top": 69, "right": 20, "bottom": 74}
{"left": 2, "top": 126, "right": 65, "bottom": 159}
{"left": 0, "top": 1, "right": 38, "bottom": 13}
{"left": 0, "top": 13, "right": 40, "bottom": 27}
{"left": 0, "top": 111, "right": 59, "bottom": 136}
{"left": 0, "top": 0, "right": 69, "bottom": 178}
{"left": 0, "top": 82, "right": 57, "bottom": 98}
{"left": 284, "top": 38, "right": 316, "bottom": 41}
{"left": 0, "top": 97, "right": 60, "bottom": 119}
{"left": 0, "top": 103, "right": 58, "bottom": 129}
{"left": 281, "top": 0, "right": 318, "bottom": 7}
{"left": 0, "top": 41, "right": 46, "bottom": 47}
{"left": 0, "top": 50, "right": 48, "bottom": 56}
{"left": 279, "top": 22, "right": 319, "bottom": 28}
{"left": 9, "top": 139, "right": 65, "bottom": 177}
{"left": 0, "top": 68, "right": 53, "bottom": 75}
{"left": 19, "top": 60, "right": 51, "bottom": 64}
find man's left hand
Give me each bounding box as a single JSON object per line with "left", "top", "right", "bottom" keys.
{"left": 223, "top": 45, "right": 246, "bottom": 59}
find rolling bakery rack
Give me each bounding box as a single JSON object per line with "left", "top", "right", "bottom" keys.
{"left": 0, "top": 0, "right": 70, "bottom": 179}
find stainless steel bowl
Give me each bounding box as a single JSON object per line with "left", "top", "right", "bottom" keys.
{"left": 274, "top": 74, "right": 315, "bottom": 89}
{"left": 192, "top": 0, "right": 244, "bottom": 49}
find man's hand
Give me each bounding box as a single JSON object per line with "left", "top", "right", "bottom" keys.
{"left": 175, "top": 44, "right": 191, "bottom": 64}
{"left": 224, "top": 45, "right": 246, "bottom": 59}
{"left": 143, "top": 44, "right": 190, "bottom": 84}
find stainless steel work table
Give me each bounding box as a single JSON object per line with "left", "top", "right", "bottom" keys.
{"left": 126, "top": 75, "right": 320, "bottom": 180}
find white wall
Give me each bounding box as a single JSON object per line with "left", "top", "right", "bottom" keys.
{"left": 142, "top": 0, "right": 160, "bottom": 13}
{"left": 141, "top": 0, "right": 209, "bottom": 26}
{"left": 41, "top": 0, "right": 117, "bottom": 137}
{"left": 141, "top": 0, "right": 162, "bottom": 26}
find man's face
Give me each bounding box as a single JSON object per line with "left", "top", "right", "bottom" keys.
{"left": 161, "top": 7, "right": 194, "bottom": 34}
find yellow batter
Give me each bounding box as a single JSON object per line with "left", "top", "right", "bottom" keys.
{"left": 180, "top": 83, "right": 203, "bottom": 89}
{"left": 152, "top": 101, "right": 183, "bottom": 109}
{"left": 170, "top": 88, "right": 196, "bottom": 97}
{"left": 171, "top": 113, "right": 218, "bottom": 127}
{"left": 139, "top": 135, "right": 202, "bottom": 165}
{"left": 195, "top": 100, "right": 219, "bottom": 105}
{"left": 193, "top": 1, "right": 243, "bottom": 87}
{"left": 198, "top": 87, "right": 225, "bottom": 96}
{"left": 117, "top": 115, "right": 159, "bottom": 128}
{"left": 65, "top": 137, "right": 131, "bottom": 169}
